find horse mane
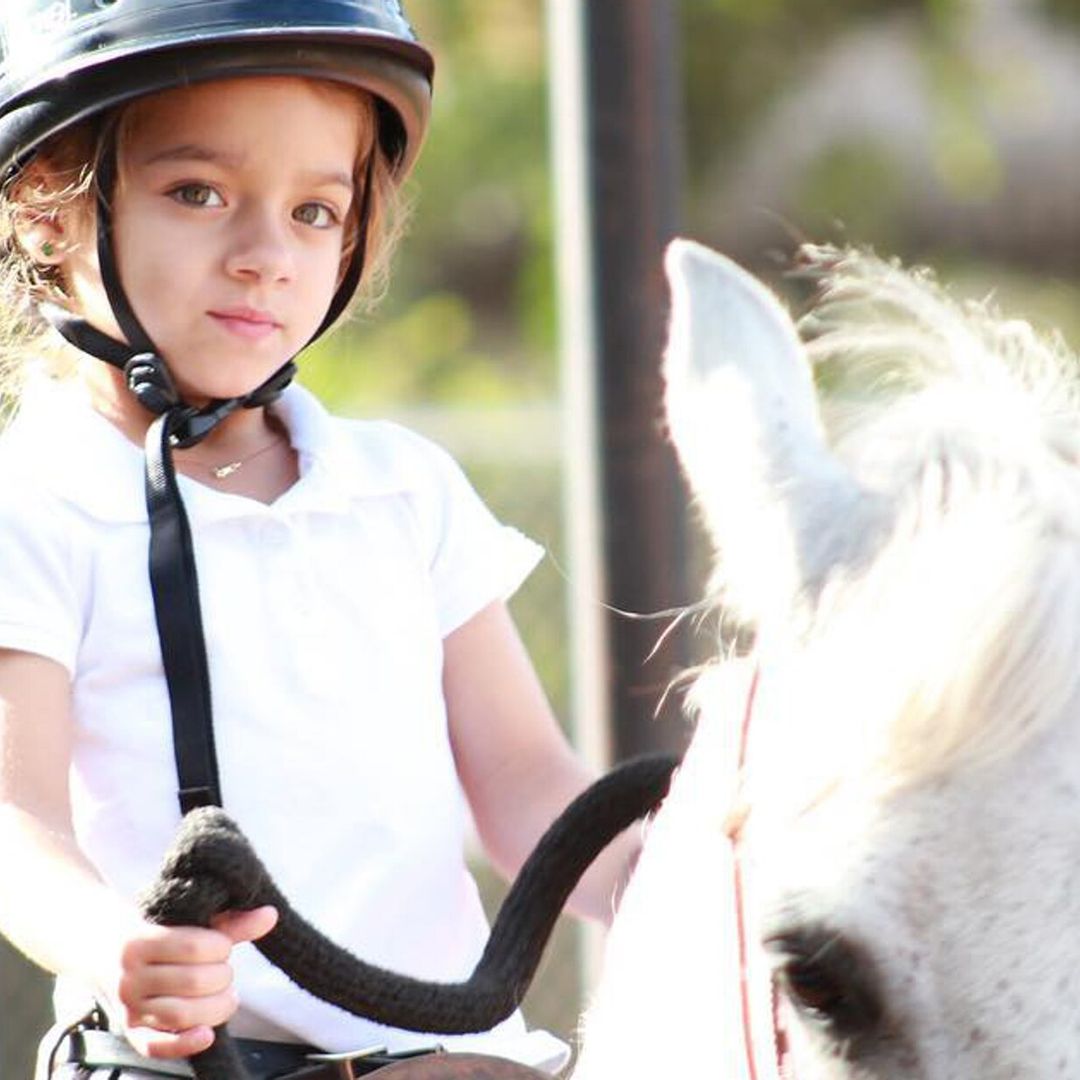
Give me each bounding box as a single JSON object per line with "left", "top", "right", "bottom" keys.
{"left": 729, "top": 246, "right": 1080, "bottom": 803}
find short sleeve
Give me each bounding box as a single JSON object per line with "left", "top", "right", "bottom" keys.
{"left": 0, "top": 477, "right": 83, "bottom": 673}
{"left": 407, "top": 436, "right": 544, "bottom": 636}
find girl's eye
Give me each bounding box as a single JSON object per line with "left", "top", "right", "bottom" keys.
{"left": 293, "top": 202, "right": 339, "bottom": 229}
{"left": 170, "top": 183, "right": 224, "bottom": 208}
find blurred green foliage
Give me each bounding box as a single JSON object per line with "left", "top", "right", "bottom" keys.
{"left": 304, "top": 0, "right": 1080, "bottom": 424}
{"left": 304, "top": 0, "right": 555, "bottom": 413}
{"left": 307, "top": 0, "right": 1080, "bottom": 429}
{"left": 680, "top": 0, "right": 921, "bottom": 183}
{"left": 680, "top": 0, "right": 1080, "bottom": 347}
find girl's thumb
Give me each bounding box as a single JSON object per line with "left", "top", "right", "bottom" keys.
{"left": 212, "top": 904, "right": 279, "bottom": 944}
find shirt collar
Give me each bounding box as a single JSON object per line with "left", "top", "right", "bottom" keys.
{"left": 2, "top": 376, "right": 420, "bottom": 524}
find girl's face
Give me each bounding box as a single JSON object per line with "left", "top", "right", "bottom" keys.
{"left": 66, "top": 76, "right": 365, "bottom": 402}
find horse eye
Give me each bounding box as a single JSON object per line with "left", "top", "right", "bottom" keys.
{"left": 766, "top": 927, "right": 883, "bottom": 1040}
{"left": 782, "top": 955, "right": 850, "bottom": 1017}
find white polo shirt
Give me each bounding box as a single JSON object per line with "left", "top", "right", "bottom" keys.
{"left": 0, "top": 376, "right": 568, "bottom": 1070}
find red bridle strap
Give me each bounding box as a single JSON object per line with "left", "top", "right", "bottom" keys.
{"left": 726, "top": 668, "right": 791, "bottom": 1080}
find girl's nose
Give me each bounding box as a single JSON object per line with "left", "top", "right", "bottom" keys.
{"left": 224, "top": 205, "right": 295, "bottom": 283}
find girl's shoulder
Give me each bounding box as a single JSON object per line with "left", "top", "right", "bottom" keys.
{"left": 0, "top": 377, "right": 143, "bottom": 525}
{"left": 336, "top": 415, "right": 463, "bottom": 478}
{"left": 0, "top": 435, "right": 82, "bottom": 544}
{"left": 0, "top": 402, "right": 62, "bottom": 509}
{"left": 333, "top": 417, "right": 481, "bottom": 530}
{"left": 282, "top": 386, "right": 472, "bottom": 503}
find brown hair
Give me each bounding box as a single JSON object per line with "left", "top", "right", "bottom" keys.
{"left": 0, "top": 80, "right": 409, "bottom": 402}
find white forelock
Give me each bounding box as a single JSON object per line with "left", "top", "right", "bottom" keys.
{"left": 749, "top": 245, "right": 1080, "bottom": 800}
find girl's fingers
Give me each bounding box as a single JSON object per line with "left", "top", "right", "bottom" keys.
{"left": 124, "top": 924, "right": 233, "bottom": 967}
{"left": 125, "top": 1023, "right": 216, "bottom": 1061}
{"left": 124, "top": 907, "right": 276, "bottom": 972}
{"left": 126, "top": 987, "right": 240, "bottom": 1038}
{"left": 122, "top": 959, "right": 233, "bottom": 1000}
{"left": 113, "top": 911, "right": 272, "bottom": 1054}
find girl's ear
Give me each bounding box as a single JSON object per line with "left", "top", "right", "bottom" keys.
{"left": 9, "top": 158, "right": 81, "bottom": 268}
{"left": 14, "top": 211, "right": 67, "bottom": 267}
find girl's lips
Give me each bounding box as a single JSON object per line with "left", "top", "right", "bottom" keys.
{"left": 208, "top": 309, "right": 281, "bottom": 341}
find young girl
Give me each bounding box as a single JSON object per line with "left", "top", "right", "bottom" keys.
{"left": 0, "top": 4, "right": 638, "bottom": 1077}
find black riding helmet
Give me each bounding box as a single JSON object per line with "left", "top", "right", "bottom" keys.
{"left": 0, "top": 0, "right": 434, "bottom": 433}
{"left": 0, "top": 1, "right": 432, "bottom": 182}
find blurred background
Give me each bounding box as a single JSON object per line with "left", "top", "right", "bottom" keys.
{"left": 6, "top": 0, "right": 1080, "bottom": 1073}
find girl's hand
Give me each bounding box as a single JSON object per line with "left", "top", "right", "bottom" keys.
{"left": 0, "top": 654, "right": 280, "bottom": 1059}
{"left": 112, "top": 905, "right": 278, "bottom": 1059}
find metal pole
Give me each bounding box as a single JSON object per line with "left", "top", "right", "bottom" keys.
{"left": 547, "top": 0, "right": 611, "bottom": 773}
{"left": 584, "top": 0, "right": 690, "bottom": 761}
{"left": 548, "top": 0, "right": 689, "bottom": 764}
{"left": 547, "top": 0, "right": 611, "bottom": 994}
{"left": 547, "top": 0, "right": 688, "bottom": 998}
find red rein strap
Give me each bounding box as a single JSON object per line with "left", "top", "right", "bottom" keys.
{"left": 726, "top": 669, "right": 791, "bottom": 1080}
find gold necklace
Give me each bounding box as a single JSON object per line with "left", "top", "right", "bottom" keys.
{"left": 182, "top": 435, "right": 287, "bottom": 480}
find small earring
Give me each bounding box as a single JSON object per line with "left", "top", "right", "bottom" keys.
{"left": 41, "top": 241, "right": 56, "bottom": 258}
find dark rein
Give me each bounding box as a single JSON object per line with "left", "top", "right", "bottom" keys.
{"left": 141, "top": 753, "right": 679, "bottom": 1080}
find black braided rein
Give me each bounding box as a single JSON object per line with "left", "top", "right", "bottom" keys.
{"left": 140, "top": 753, "right": 679, "bottom": 1080}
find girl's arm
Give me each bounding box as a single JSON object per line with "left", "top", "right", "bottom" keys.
{"left": 444, "top": 602, "right": 641, "bottom": 926}
{"left": 0, "top": 649, "right": 276, "bottom": 1060}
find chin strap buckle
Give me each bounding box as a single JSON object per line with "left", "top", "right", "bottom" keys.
{"left": 164, "top": 403, "right": 236, "bottom": 449}
{"left": 125, "top": 353, "right": 180, "bottom": 416}
{"left": 126, "top": 355, "right": 298, "bottom": 449}
{"left": 125, "top": 354, "right": 231, "bottom": 448}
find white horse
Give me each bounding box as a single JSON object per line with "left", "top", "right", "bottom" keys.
{"left": 575, "top": 240, "right": 1080, "bottom": 1079}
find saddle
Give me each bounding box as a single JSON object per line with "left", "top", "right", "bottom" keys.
{"left": 48, "top": 1027, "right": 545, "bottom": 1080}
{"left": 373, "top": 1054, "right": 547, "bottom": 1079}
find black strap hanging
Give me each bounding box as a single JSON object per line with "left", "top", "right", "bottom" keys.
{"left": 145, "top": 410, "right": 223, "bottom": 813}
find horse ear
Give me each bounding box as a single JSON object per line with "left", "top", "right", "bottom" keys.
{"left": 663, "top": 239, "right": 866, "bottom": 621}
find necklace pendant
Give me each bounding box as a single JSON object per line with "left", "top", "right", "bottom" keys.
{"left": 213, "top": 461, "right": 243, "bottom": 479}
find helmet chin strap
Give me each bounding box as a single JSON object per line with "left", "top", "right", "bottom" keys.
{"left": 41, "top": 305, "right": 300, "bottom": 446}
{"left": 39, "top": 133, "right": 375, "bottom": 814}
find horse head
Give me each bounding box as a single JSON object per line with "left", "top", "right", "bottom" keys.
{"left": 576, "top": 241, "right": 1080, "bottom": 1079}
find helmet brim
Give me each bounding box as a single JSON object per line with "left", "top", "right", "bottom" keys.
{"left": 0, "top": 34, "right": 432, "bottom": 180}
